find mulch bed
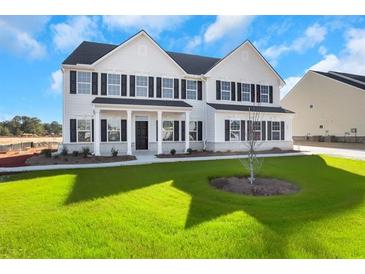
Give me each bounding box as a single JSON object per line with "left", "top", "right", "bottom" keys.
{"left": 25, "top": 154, "right": 136, "bottom": 166}
{"left": 157, "top": 149, "right": 298, "bottom": 158}
{"left": 210, "top": 176, "right": 300, "bottom": 196}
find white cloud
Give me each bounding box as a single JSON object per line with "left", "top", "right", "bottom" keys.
{"left": 264, "top": 23, "right": 327, "bottom": 64}
{"left": 280, "top": 76, "right": 301, "bottom": 99}
{"left": 52, "top": 16, "right": 99, "bottom": 52}
{"left": 102, "top": 16, "right": 188, "bottom": 37}
{"left": 0, "top": 16, "right": 48, "bottom": 59}
{"left": 184, "top": 35, "right": 202, "bottom": 52}
{"left": 50, "top": 69, "right": 63, "bottom": 95}
{"left": 204, "top": 16, "right": 254, "bottom": 43}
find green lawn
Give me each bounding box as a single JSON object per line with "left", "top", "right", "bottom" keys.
{"left": 0, "top": 155, "right": 364, "bottom": 258}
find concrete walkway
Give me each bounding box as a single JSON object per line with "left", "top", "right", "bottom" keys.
{"left": 0, "top": 151, "right": 310, "bottom": 173}
{"left": 294, "top": 145, "right": 365, "bottom": 161}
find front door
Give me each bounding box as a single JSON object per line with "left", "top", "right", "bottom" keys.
{"left": 135, "top": 121, "right": 148, "bottom": 150}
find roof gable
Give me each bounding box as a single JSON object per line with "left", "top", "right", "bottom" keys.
{"left": 313, "top": 71, "right": 365, "bottom": 91}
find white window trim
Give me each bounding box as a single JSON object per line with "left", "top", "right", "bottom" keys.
{"left": 162, "top": 120, "right": 174, "bottom": 142}
{"left": 260, "top": 85, "right": 269, "bottom": 103}
{"left": 271, "top": 121, "right": 281, "bottom": 141}
{"left": 241, "top": 83, "right": 251, "bottom": 102}
{"left": 107, "top": 119, "right": 121, "bottom": 143}
{"left": 221, "top": 81, "right": 231, "bottom": 101}
{"left": 162, "top": 77, "right": 174, "bottom": 99}
{"left": 135, "top": 75, "right": 149, "bottom": 98}
{"left": 229, "top": 120, "right": 241, "bottom": 142}
{"left": 76, "top": 119, "right": 92, "bottom": 143}
{"left": 76, "top": 71, "right": 92, "bottom": 95}
{"left": 107, "top": 74, "right": 121, "bottom": 96}
{"left": 186, "top": 80, "right": 197, "bottom": 100}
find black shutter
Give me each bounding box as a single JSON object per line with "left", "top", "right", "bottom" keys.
{"left": 174, "top": 121, "right": 179, "bottom": 141}
{"left": 129, "top": 75, "right": 135, "bottom": 97}
{"left": 216, "top": 80, "right": 221, "bottom": 100}
{"left": 92, "top": 119, "right": 94, "bottom": 142}
{"left": 197, "top": 81, "right": 203, "bottom": 100}
{"left": 101, "top": 119, "right": 107, "bottom": 142}
{"left": 198, "top": 121, "right": 203, "bottom": 141}
{"left": 251, "top": 84, "right": 255, "bottom": 102}
{"left": 267, "top": 121, "right": 272, "bottom": 141}
{"left": 247, "top": 120, "right": 252, "bottom": 141}
{"left": 225, "top": 120, "right": 230, "bottom": 141}
{"left": 70, "top": 71, "right": 76, "bottom": 94}
{"left": 156, "top": 120, "right": 158, "bottom": 141}
{"left": 148, "top": 76, "right": 154, "bottom": 98}
{"left": 262, "top": 121, "right": 266, "bottom": 141}
{"left": 181, "top": 79, "right": 186, "bottom": 99}
{"left": 70, "top": 119, "right": 76, "bottom": 142}
{"left": 121, "top": 120, "right": 127, "bottom": 142}
{"left": 121, "top": 74, "right": 127, "bottom": 96}
{"left": 237, "top": 83, "right": 242, "bottom": 101}
{"left": 181, "top": 121, "right": 185, "bottom": 141}
{"left": 156, "top": 77, "right": 162, "bottom": 98}
{"left": 92, "top": 72, "right": 98, "bottom": 95}
{"left": 240, "top": 120, "right": 245, "bottom": 141}
{"left": 101, "top": 73, "right": 107, "bottom": 95}
{"left": 256, "top": 85, "right": 261, "bottom": 103}
{"left": 231, "top": 82, "right": 236, "bottom": 101}
{"left": 174, "top": 78, "right": 179, "bottom": 99}
{"left": 269, "top": 85, "right": 273, "bottom": 103}
{"left": 281, "top": 121, "right": 285, "bottom": 140}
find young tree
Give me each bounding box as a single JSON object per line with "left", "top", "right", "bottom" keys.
{"left": 239, "top": 106, "right": 264, "bottom": 184}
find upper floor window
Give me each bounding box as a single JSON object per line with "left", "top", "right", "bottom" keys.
{"left": 260, "top": 85, "right": 269, "bottom": 103}
{"left": 107, "top": 74, "right": 121, "bottom": 96}
{"left": 77, "top": 71, "right": 91, "bottom": 94}
{"left": 108, "top": 119, "right": 121, "bottom": 142}
{"left": 162, "top": 121, "right": 174, "bottom": 141}
{"left": 186, "top": 80, "right": 197, "bottom": 100}
{"left": 230, "top": 120, "right": 240, "bottom": 141}
{"left": 242, "top": 83, "right": 251, "bottom": 102}
{"left": 136, "top": 76, "right": 148, "bottom": 97}
{"left": 162, "top": 78, "right": 174, "bottom": 98}
{"left": 77, "top": 119, "right": 91, "bottom": 142}
{"left": 272, "top": 121, "right": 281, "bottom": 140}
{"left": 221, "top": 81, "right": 231, "bottom": 100}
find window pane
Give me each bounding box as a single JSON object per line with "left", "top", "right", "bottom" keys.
{"left": 260, "top": 85, "right": 269, "bottom": 103}
{"left": 242, "top": 84, "right": 250, "bottom": 102}
{"left": 108, "top": 120, "right": 120, "bottom": 131}
{"left": 78, "top": 71, "right": 91, "bottom": 82}
{"left": 108, "top": 131, "right": 120, "bottom": 142}
{"left": 108, "top": 85, "right": 120, "bottom": 95}
{"left": 186, "top": 90, "right": 196, "bottom": 99}
{"left": 108, "top": 74, "right": 120, "bottom": 85}
{"left": 230, "top": 120, "right": 240, "bottom": 130}
{"left": 78, "top": 120, "right": 90, "bottom": 130}
{"left": 189, "top": 121, "right": 197, "bottom": 131}
{"left": 253, "top": 121, "right": 261, "bottom": 130}
{"left": 187, "top": 80, "right": 197, "bottom": 90}
{"left": 221, "top": 81, "right": 230, "bottom": 91}
{"left": 272, "top": 132, "right": 280, "bottom": 140}
{"left": 136, "top": 86, "right": 148, "bottom": 97}
{"left": 254, "top": 131, "right": 261, "bottom": 140}
{"left": 272, "top": 122, "right": 280, "bottom": 130}
{"left": 230, "top": 131, "right": 240, "bottom": 141}
{"left": 162, "top": 121, "right": 173, "bottom": 141}
{"left": 162, "top": 88, "right": 173, "bottom": 98}
{"left": 77, "top": 83, "right": 90, "bottom": 94}
{"left": 162, "top": 78, "right": 173, "bottom": 88}
{"left": 222, "top": 91, "right": 230, "bottom": 100}
{"left": 163, "top": 121, "right": 173, "bottom": 130}
{"left": 136, "top": 76, "right": 147, "bottom": 86}
{"left": 78, "top": 131, "right": 91, "bottom": 142}
{"left": 189, "top": 132, "right": 197, "bottom": 141}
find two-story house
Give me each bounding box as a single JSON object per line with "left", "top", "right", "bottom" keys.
{"left": 61, "top": 30, "right": 293, "bottom": 156}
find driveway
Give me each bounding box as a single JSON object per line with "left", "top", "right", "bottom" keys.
{"left": 294, "top": 144, "right": 365, "bottom": 160}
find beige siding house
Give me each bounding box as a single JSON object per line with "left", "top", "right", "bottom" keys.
{"left": 282, "top": 70, "right": 365, "bottom": 142}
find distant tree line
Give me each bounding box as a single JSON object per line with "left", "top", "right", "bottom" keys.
{"left": 0, "top": 116, "right": 62, "bottom": 136}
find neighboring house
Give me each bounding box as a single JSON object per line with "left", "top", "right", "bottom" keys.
{"left": 282, "top": 70, "right": 365, "bottom": 142}
{"left": 61, "top": 30, "right": 293, "bottom": 156}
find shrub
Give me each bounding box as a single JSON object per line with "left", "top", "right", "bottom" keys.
{"left": 187, "top": 148, "right": 193, "bottom": 155}
{"left": 170, "top": 149, "right": 176, "bottom": 155}
{"left": 72, "top": 151, "right": 79, "bottom": 157}
{"left": 42, "top": 149, "right": 52, "bottom": 158}
{"left": 81, "top": 147, "right": 90, "bottom": 158}
{"left": 111, "top": 147, "right": 118, "bottom": 157}
{"left": 61, "top": 147, "right": 68, "bottom": 156}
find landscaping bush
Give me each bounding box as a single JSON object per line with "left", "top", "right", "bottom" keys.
{"left": 187, "top": 148, "right": 193, "bottom": 154}
{"left": 42, "top": 149, "right": 52, "bottom": 158}
{"left": 61, "top": 147, "right": 68, "bottom": 156}
{"left": 72, "top": 151, "right": 79, "bottom": 157}
{"left": 81, "top": 147, "right": 90, "bottom": 158}
{"left": 170, "top": 149, "right": 176, "bottom": 155}
{"left": 111, "top": 147, "right": 118, "bottom": 157}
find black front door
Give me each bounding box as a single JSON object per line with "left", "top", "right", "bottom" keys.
{"left": 135, "top": 121, "right": 148, "bottom": 150}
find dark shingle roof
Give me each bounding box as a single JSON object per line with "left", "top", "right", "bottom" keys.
{"left": 92, "top": 97, "right": 192, "bottom": 108}
{"left": 313, "top": 71, "right": 365, "bottom": 91}
{"left": 207, "top": 103, "right": 294, "bottom": 113}
{"left": 62, "top": 40, "right": 220, "bottom": 74}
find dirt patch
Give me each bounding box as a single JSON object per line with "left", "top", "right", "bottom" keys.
{"left": 25, "top": 154, "right": 136, "bottom": 166}
{"left": 210, "top": 177, "right": 299, "bottom": 196}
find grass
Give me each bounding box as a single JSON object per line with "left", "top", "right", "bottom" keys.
{"left": 0, "top": 155, "right": 364, "bottom": 258}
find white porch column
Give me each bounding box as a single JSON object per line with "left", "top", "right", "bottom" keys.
{"left": 157, "top": 111, "right": 162, "bottom": 154}
{"left": 127, "top": 110, "right": 132, "bottom": 155}
{"left": 185, "top": 111, "right": 190, "bottom": 152}
{"left": 94, "top": 109, "right": 100, "bottom": 156}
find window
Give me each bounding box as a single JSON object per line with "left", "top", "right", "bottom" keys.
{"left": 162, "top": 121, "right": 174, "bottom": 141}
{"left": 230, "top": 120, "right": 240, "bottom": 141}
{"left": 107, "top": 74, "right": 121, "bottom": 96}
{"left": 136, "top": 76, "right": 148, "bottom": 97}
{"left": 253, "top": 121, "right": 261, "bottom": 140}
{"left": 221, "top": 81, "right": 231, "bottom": 100}
{"left": 77, "top": 119, "right": 91, "bottom": 142}
{"left": 272, "top": 121, "right": 280, "bottom": 140}
{"left": 107, "top": 119, "right": 121, "bottom": 142}
{"left": 260, "top": 85, "right": 269, "bottom": 103}
{"left": 162, "top": 78, "right": 174, "bottom": 98}
{"left": 242, "top": 83, "right": 251, "bottom": 102}
{"left": 189, "top": 121, "right": 198, "bottom": 141}
{"left": 77, "top": 71, "right": 91, "bottom": 94}
{"left": 186, "top": 80, "right": 197, "bottom": 100}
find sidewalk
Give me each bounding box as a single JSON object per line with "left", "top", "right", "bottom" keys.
{"left": 0, "top": 151, "right": 310, "bottom": 173}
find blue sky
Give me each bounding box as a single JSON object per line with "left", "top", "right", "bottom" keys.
{"left": 0, "top": 15, "right": 364, "bottom": 122}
